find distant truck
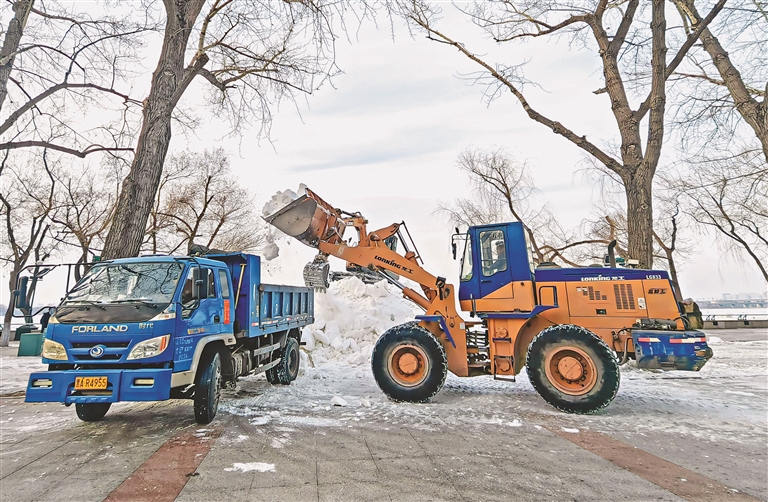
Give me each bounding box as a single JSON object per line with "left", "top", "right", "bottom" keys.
{"left": 19, "top": 253, "right": 313, "bottom": 424}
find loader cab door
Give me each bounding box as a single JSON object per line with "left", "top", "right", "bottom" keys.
{"left": 459, "top": 222, "right": 534, "bottom": 307}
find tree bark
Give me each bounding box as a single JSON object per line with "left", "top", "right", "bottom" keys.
{"left": 676, "top": 0, "right": 768, "bottom": 161}
{"left": 625, "top": 173, "right": 654, "bottom": 269}
{"left": 101, "top": 0, "right": 207, "bottom": 259}
{"left": 0, "top": 0, "right": 34, "bottom": 112}
{"left": 0, "top": 266, "right": 21, "bottom": 346}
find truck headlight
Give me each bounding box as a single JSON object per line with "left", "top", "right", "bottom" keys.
{"left": 42, "top": 339, "right": 68, "bottom": 360}
{"left": 127, "top": 334, "right": 171, "bottom": 360}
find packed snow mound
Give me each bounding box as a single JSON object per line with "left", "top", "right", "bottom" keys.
{"left": 301, "top": 277, "right": 421, "bottom": 367}
{"left": 261, "top": 183, "right": 307, "bottom": 217}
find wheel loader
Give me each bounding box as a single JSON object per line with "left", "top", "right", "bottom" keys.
{"left": 265, "top": 188, "right": 713, "bottom": 413}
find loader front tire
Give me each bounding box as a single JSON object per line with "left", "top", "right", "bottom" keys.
{"left": 526, "top": 325, "right": 619, "bottom": 414}
{"left": 372, "top": 323, "right": 447, "bottom": 403}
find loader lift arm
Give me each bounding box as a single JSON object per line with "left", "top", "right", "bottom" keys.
{"left": 264, "top": 188, "right": 470, "bottom": 376}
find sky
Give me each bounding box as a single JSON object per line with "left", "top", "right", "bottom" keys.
{"left": 4, "top": 3, "right": 766, "bottom": 306}
{"left": 179, "top": 10, "right": 764, "bottom": 300}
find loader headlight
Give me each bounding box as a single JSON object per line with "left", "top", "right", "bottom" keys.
{"left": 127, "top": 334, "right": 171, "bottom": 360}
{"left": 41, "top": 339, "right": 68, "bottom": 360}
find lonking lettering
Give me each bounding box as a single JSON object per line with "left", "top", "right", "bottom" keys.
{"left": 374, "top": 256, "right": 414, "bottom": 274}
{"left": 71, "top": 325, "right": 129, "bottom": 333}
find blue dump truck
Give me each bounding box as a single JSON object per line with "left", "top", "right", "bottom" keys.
{"left": 20, "top": 253, "right": 313, "bottom": 424}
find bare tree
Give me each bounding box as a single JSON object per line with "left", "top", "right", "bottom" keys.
{"left": 48, "top": 163, "right": 124, "bottom": 279}
{"left": 438, "top": 147, "right": 607, "bottom": 267}
{"left": 0, "top": 149, "right": 58, "bottom": 346}
{"left": 102, "top": 0, "right": 357, "bottom": 260}
{"left": 149, "top": 148, "right": 264, "bottom": 255}
{"left": 670, "top": 150, "right": 768, "bottom": 281}
{"left": 670, "top": 0, "right": 767, "bottom": 161}
{"left": 401, "top": 0, "right": 726, "bottom": 268}
{"left": 0, "top": 1, "right": 148, "bottom": 158}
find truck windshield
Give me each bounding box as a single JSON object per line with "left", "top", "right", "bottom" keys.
{"left": 63, "top": 262, "right": 184, "bottom": 306}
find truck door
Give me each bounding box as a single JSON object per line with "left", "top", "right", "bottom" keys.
{"left": 174, "top": 266, "right": 223, "bottom": 371}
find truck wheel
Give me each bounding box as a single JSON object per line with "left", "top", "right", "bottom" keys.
{"left": 75, "top": 403, "right": 111, "bottom": 422}
{"left": 268, "top": 337, "right": 300, "bottom": 385}
{"left": 526, "top": 325, "right": 620, "bottom": 414}
{"left": 194, "top": 351, "right": 222, "bottom": 424}
{"left": 371, "top": 323, "right": 447, "bottom": 403}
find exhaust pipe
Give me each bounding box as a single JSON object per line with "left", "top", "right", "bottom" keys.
{"left": 607, "top": 240, "right": 617, "bottom": 268}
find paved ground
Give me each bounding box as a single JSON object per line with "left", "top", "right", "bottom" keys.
{"left": 0, "top": 328, "right": 766, "bottom": 501}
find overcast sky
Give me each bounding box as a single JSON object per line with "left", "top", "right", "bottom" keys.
{"left": 172, "top": 11, "right": 762, "bottom": 300}
{"left": 7, "top": 4, "right": 766, "bottom": 304}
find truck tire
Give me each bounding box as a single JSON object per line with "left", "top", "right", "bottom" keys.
{"left": 371, "top": 323, "right": 447, "bottom": 403}
{"left": 194, "top": 351, "right": 222, "bottom": 424}
{"left": 267, "top": 337, "right": 300, "bottom": 385}
{"left": 526, "top": 325, "right": 620, "bottom": 414}
{"left": 75, "top": 403, "right": 111, "bottom": 422}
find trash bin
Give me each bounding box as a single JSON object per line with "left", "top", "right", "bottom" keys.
{"left": 17, "top": 332, "right": 44, "bottom": 357}
{"left": 13, "top": 323, "right": 37, "bottom": 341}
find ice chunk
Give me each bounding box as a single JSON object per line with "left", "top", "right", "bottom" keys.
{"left": 331, "top": 396, "right": 348, "bottom": 407}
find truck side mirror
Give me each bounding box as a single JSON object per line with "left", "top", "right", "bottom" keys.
{"left": 192, "top": 268, "right": 209, "bottom": 299}
{"left": 452, "top": 242, "right": 457, "bottom": 260}
{"left": 14, "top": 276, "right": 29, "bottom": 310}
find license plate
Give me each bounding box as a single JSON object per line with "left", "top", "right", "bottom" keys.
{"left": 74, "top": 376, "right": 108, "bottom": 390}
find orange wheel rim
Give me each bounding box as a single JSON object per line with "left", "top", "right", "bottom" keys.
{"left": 544, "top": 346, "right": 598, "bottom": 396}
{"left": 388, "top": 344, "right": 429, "bottom": 387}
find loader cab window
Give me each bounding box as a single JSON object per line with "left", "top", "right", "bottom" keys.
{"left": 460, "top": 234, "right": 473, "bottom": 281}
{"left": 480, "top": 230, "right": 507, "bottom": 277}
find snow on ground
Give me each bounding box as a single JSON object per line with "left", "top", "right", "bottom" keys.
{"left": 300, "top": 277, "right": 421, "bottom": 367}
{"left": 0, "top": 343, "right": 46, "bottom": 395}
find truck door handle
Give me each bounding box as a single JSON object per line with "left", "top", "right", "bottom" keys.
{"left": 481, "top": 280, "right": 491, "bottom": 283}
{"left": 214, "top": 315, "right": 221, "bottom": 323}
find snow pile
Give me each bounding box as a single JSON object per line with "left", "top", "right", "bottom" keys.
{"left": 301, "top": 277, "right": 420, "bottom": 367}
{"left": 261, "top": 183, "right": 307, "bottom": 218}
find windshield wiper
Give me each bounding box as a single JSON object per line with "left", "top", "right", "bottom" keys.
{"left": 64, "top": 300, "right": 107, "bottom": 311}
{"left": 108, "top": 299, "right": 159, "bottom": 308}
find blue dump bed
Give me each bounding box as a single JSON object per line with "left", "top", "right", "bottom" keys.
{"left": 209, "top": 253, "right": 313, "bottom": 335}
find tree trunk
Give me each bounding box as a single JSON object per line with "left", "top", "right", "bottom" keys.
{"left": 625, "top": 174, "right": 654, "bottom": 269}
{"left": 698, "top": 27, "right": 768, "bottom": 161}
{"left": 101, "top": 0, "right": 206, "bottom": 259}
{"left": 0, "top": 267, "right": 20, "bottom": 347}
{"left": 665, "top": 249, "right": 683, "bottom": 301}
{"left": 0, "top": 0, "right": 34, "bottom": 112}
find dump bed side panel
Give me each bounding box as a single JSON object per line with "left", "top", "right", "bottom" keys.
{"left": 258, "top": 284, "right": 314, "bottom": 336}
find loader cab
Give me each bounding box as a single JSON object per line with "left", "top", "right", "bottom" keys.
{"left": 458, "top": 222, "right": 536, "bottom": 312}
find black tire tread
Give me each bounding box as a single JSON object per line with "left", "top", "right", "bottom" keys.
{"left": 75, "top": 403, "right": 111, "bottom": 422}
{"left": 194, "top": 350, "right": 221, "bottom": 424}
{"left": 526, "top": 324, "right": 620, "bottom": 414}
{"left": 273, "top": 337, "right": 300, "bottom": 385}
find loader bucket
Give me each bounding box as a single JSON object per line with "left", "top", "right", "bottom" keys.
{"left": 263, "top": 188, "right": 346, "bottom": 248}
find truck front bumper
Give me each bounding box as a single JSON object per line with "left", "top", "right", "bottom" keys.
{"left": 25, "top": 368, "right": 173, "bottom": 404}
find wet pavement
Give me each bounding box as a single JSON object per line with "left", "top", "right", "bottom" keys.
{"left": 1, "top": 328, "right": 765, "bottom": 501}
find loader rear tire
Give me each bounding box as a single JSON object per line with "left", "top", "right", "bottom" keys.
{"left": 371, "top": 323, "right": 447, "bottom": 403}
{"left": 526, "top": 325, "right": 619, "bottom": 414}
{"left": 75, "top": 403, "right": 111, "bottom": 422}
